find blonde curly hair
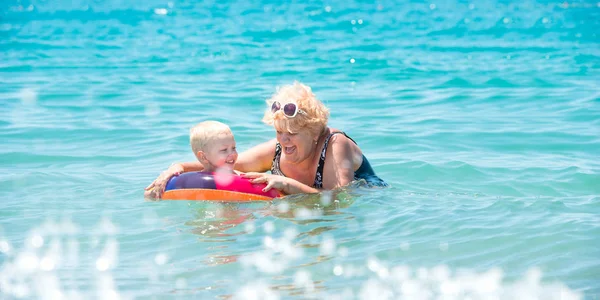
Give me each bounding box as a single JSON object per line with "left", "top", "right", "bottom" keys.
{"left": 262, "top": 81, "right": 330, "bottom": 137}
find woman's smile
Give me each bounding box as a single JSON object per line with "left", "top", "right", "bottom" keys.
{"left": 284, "top": 145, "right": 296, "bottom": 155}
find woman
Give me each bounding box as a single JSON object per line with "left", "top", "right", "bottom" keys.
{"left": 145, "top": 81, "right": 387, "bottom": 198}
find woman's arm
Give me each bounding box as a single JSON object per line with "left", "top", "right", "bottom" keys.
{"left": 322, "top": 135, "right": 360, "bottom": 189}
{"left": 243, "top": 173, "right": 319, "bottom": 195}
{"left": 280, "top": 177, "right": 319, "bottom": 194}
{"left": 234, "top": 138, "right": 277, "bottom": 173}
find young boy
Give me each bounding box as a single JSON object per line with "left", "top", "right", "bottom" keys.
{"left": 144, "top": 121, "right": 238, "bottom": 199}
{"left": 188, "top": 120, "right": 238, "bottom": 173}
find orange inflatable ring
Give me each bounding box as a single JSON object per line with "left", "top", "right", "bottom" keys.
{"left": 162, "top": 172, "right": 281, "bottom": 201}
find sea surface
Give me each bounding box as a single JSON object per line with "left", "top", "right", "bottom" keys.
{"left": 1, "top": 0, "right": 599, "bottom": 299}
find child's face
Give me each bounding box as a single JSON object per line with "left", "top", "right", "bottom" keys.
{"left": 202, "top": 132, "right": 238, "bottom": 172}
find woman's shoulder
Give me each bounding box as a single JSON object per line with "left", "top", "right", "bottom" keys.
{"left": 325, "top": 128, "right": 362, "bottom": 155}
{"left": 327, "top": 128, "right": 355, "bottom": 145}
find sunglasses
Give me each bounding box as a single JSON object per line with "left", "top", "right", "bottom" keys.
{"left": 270, "top": 101, "right": 307, "bottom": 118}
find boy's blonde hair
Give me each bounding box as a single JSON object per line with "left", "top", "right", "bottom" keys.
{"left": 262, "top": 81, "right": 329, "bottom": 137}
{"left": 190, "top": 121, "right": 232, "bottom": 155}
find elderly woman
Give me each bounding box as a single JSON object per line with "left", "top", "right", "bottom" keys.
{"left": 145, "top": 81, "right": 387, "bottom": 198}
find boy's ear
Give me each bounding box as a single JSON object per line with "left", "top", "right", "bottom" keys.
{"left": 196, "top": 151, "right": 206, "bottom": 163}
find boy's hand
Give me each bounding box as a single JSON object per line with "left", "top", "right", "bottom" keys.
{"left": 144, "top": 164, "right": 184, "bottom": 198}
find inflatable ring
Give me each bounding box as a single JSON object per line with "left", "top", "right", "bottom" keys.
{"left": 162, "top": 172, "right": 280, "bottom": 201}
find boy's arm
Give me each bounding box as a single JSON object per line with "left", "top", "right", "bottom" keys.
{"left": 144, "top": 162, "right": 203, "bottom": 198}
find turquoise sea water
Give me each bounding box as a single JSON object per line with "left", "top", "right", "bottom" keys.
{"left": 1, "top": 0, "right": 599, "bottom": 298}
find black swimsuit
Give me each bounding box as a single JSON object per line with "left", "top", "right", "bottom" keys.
{"left": 271, "top": 132, "right": 388, "bottom": 188}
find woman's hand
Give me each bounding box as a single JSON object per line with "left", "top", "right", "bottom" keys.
{"left": 144, "top": 164, "right": 184, "bottom": 199}
{"left": 241, "top": 172, "right": 289, "bottom": 193}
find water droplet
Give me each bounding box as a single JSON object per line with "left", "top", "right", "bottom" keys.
{"left": 263, "top": 236, "right": 275, "bottom": 249}
{"left": 13, "top": 284, "right": 30, "bottom": 298}
{"left": 367, "top": 257, "right": 381, "bottom": 272}
{"left": 31, "top": 235, "right": 44, "bottom": 248}
{"left": 358, "top": 19, "right": 363, "bottom": 24}
{"left": 294, "top": 270, "right": 313, "bottom": 292}
{"left": 96, "top": 257, "right": 110, "bottom": 271}
{"left": 104, "top": 290, "right": 120, "bottom": 300}
{"left": 320, "top": 191, "right": 332, "bottom": 206}
{"left": 542, "top": 17, "right": 549, "bottom": 24}
{"left": 377, "top": 267, "right": 389, "bottom": 279}
{"left": 429, "top": 3, "right": 436, "bottom": 10}
{"left": 154, "top": 8, "right": 167, "bottom": 15}
{"left": 39, "top": 257, "right": 55, "bottom": 271}
{"left": 293, "top": 208, "right": 312, "bottom": 219}
{"left": 503, "top": 17, "right": 511, "bottom": 24}
{"left": 213, "top": 171, "right": 235, "bottom": 186}
{"left": 283, "top": 227, "right": 297, "bottom": 241}
{"left": 175, "top": 278, "right": 187, "bottom": 289}
{"left": 351, "top": 20, "right": 356, "bottom": 25}
{"left": 276, "top": 201, "right": 289, "bottom": 213}
{"left": 439, "top": 242, "right": 449, "bottom": 251}
{"left": 0, "top": 240, "right": 10, "bottom": 254}
{"left": 244, "top": 221, "right": 255, "bottom": 233}
{"left": 400, "top": 241, "right": 410, "bottom": 251}
{"left": 319, "top": 236, "right": 336, "bottom": 255}
{"left": 526, "top": 267, "right": 542, "bottom": 284}
{"left": 144, "top": 103, "right": 160, "bottom": 117}
{"left": 155, "top": 253, "right": 168, "bottom": 265}
{"left": 333, "top": 265, "right": 343, "bottom": 276}
{"left": 350, "top": 58, "right": 355, "bottom": 64}
{"left": 342, "top": 159, "right": 352, "bottom": 170}
{"left": 16, "top": 252, "right": 39, "bottom": 272}
{"left": 325, "top": 6, "right": 331, "bottom": 12}
{"left": 401, "top": 281, "right": 418, "bottom": 294}
{"left": 19, "top": 88, "right": 37, "bottom": 105}
{"left": 98, "top": 218, "right": 119, "bottom": 235}
{"left": 263, "top": 221, "right": 275, "bottom": 234}
{"left": 431, "top": 265, "right": 450, "bottom": 281}
{"left": 440, "top": 281, "right": 460, "bottom": 295}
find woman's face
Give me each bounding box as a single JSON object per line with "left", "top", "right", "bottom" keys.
{"left": 276, "top": 127, "right": 316, "bottom": 164}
